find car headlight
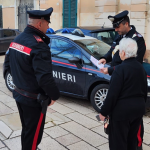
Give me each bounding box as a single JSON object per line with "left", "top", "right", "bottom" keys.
{"left": 147, "top": 78, "right": 150, "bottom": 87}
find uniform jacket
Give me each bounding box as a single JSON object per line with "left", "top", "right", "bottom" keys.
{"left": 9, "top": 25, "right": 60, "bottom": 107}
{"left": 100, "top": 58, "right": 147, "bottom": 121}
{"left": 103, "top": 25, "right": 146, "bottom": 75}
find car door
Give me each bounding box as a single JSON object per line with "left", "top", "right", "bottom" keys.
{"left": 49, "top": 38, "right": 86, "bottom": 96}
{"left": 82, "top": 54, "right": 100, "bottom": 87}
{"left": 0, "top": 29, "right": 16, "bottom": 53}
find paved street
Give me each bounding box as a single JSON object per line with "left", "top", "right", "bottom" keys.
{"left": 0, "top": 55, "right": 150, "bottom": 150}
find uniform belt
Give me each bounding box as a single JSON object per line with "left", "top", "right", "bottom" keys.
{"left": 15, "top": 87, "right": 38, "bottom": 99}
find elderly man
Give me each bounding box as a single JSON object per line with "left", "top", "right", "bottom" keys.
{"left": 99, "top": 38, "right": 147, "bottom": 150}
{"left": 7, "top": 8, "right": 60, "bottom": 150}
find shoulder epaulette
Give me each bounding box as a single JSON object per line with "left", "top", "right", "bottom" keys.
{"left": 135, "top": 32, "right": 143, "bottom": 38}
{"left": 132, "top": 32, "right": 143, "bottom": 39}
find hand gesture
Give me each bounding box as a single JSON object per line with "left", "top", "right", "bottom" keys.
{"left": 100, "top": 67, "right": 108, "bottom": 74}
{"left": 99, "top": 113, "right": 105, "bottom": 121}
{"left": 98, "top": 58, "right": 106, "bottom": 65}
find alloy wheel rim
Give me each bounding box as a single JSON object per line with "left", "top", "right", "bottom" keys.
{"left": 94, "top": 88, "right": 108, "bottom": 109}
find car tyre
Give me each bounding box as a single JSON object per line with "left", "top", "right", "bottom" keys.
{"left": 90, "top": 84, "right": 109, "bottom": 112}
{"left": 5, "top": 71, "right": 15, "bottom": 92}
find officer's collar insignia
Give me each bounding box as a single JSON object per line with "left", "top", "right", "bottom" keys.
{"left": 33, "top": 35, "right": 44, "bottom": 43}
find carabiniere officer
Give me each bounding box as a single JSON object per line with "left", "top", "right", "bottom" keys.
{"left": 99, "top": 10, "right": 146, "bottom": 150}
{"left": 8, "top": 7, "right": 60, "bottom": 150}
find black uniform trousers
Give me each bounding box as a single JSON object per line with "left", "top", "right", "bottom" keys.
{"left": 16, "top": 102, "right": 46, "bottom": 150}
{"left": 109, "top": 116, "right": 142, "bottom": 150}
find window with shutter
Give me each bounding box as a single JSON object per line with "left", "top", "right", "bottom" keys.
{"left": 63, "top": 0, "right": 77, "bottom": 28}
{"left": 0, "top": 5, "right": 2, "bottom": 28}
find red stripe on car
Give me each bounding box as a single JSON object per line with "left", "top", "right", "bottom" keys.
{"left": 9, "top": 42, "right": 32, "bottom": 55}
{"left": 52, "top": 60, "right": 101, "bottom": 73}
{"left": 52, "top": 60, "right": 76, "bottom": 67}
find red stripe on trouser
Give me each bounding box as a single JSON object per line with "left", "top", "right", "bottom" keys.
{"left": 137, "top": 125, "right": 142, "bottom": 147}
{"left": 32, "top": 113, "right": 44, "bottom": 150}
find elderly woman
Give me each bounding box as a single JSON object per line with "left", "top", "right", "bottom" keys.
{"left": 99, "top": 38, "right": 147, "bottom": 150}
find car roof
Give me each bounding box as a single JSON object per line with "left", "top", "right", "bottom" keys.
{"left": 49, "top": 33, "right": 97, "bottom": 41}
{"left": 78, "top": 26, "right": 113, "bottom": 30}
{"left": 0, "top": 28, "right": 18, "bottom": 30}
{"left": 56, "top": 26, "right": 115, "bottom": 33}
{"left": 0, "top": 28, "right": 21, "bottom": 33}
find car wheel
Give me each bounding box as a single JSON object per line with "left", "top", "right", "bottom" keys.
{"left": 90, "top": 84, "right": 109, "bottom": 112}
{"left": 5, "top": 72, "right": 15, "bottom": 92}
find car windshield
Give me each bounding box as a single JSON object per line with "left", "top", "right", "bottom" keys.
{"left": 74, "top": 39, "right": 110, "bottom": 60}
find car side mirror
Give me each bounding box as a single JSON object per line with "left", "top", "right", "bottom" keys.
{"left": 68, "top": 57, "right": 80, "bottom": 63}
{"left": 68, "top": 57, "right": 82, "bottom": 69}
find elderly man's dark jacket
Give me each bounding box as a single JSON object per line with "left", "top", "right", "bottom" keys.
{"left": 103, "top": 25, "right": 146, "bottom": 75}
{"left": 100, "top": 58, "right": 147, "bottom": 121}
{"left": 8, "top": 25, "right": 60, "bottom": 107}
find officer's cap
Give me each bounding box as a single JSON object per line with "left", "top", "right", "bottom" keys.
{"left": 27, "top": 7, "right": 53, "bottom": 23}
{"left": 108, "top": 10, "right": 129, "bottom": 28}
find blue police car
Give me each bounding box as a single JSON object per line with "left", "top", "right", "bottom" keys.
{"left": 3, "top": 29, "right": 112, "bottom": 112}
{"left": 3, "top": 29, "right": 150, "bottom": 111}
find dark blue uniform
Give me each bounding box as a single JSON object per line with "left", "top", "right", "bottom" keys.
{"left": 103, "top": 25, "right": 146, "bottom": 75}
{"left": 10, "top": 25, "right": 59, "bottom": 106}
{"left": 8, "top": 24, "right": 59, "bottom": 150}
{"left": 100, "top": 58, "right": 147, "bottom": 150}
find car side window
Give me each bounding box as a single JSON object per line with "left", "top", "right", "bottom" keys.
{"left": 96, "top": 31, "right": 118, "bottom": 45}
{"left": 82, "top": 55, "right": 92, "bottom": 66}
{"left": 50, "top": 39, "right": 81, "bottom": 60}
{"left": 2, "top": 30, "right": 16, "bottom": 37}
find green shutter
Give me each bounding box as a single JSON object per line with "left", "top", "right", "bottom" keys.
{"left": 70, "top": 0, "right": 77, "bottom": 27}
{"left": 0, "top": 5, "right": 2, "bottom": 28}
{"left": 63, "top": 0, "right": 77, "bottom": 28}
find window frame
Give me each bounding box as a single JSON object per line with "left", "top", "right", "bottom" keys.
{"left": 0, "top": 5, "right": 2, "bottom": 28}
{"left": 50, "top": 37, "right": 94, "bottom": 66}
{"left": 50, "top": 37, "right": 83, "bottom": 59}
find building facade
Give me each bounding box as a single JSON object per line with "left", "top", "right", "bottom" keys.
{"left": 0, "top": 0, "right": 150, "bottom": 61}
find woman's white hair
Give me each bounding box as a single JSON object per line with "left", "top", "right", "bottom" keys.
{"left": 119, "top": 38, "right": 138, "bottom": 58}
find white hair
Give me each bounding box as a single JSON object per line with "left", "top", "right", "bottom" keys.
{"left": 28, "top": 18, "right": 43, "bottom": 25}
{"left": 119, "top": 38, "right": 138, "bottom": 58}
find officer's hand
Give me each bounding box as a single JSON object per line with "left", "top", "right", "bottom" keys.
{"left": 98, "top": 58, "right": 106, "bottom": 65}
{"left": 100, "top": 67, "right": 108, "bottom": 74}
{"left": 99, "top": 113, "right": 105, "bottom": 121}
{"left": 49, "top": 100, "right": 55, "bottom": 106}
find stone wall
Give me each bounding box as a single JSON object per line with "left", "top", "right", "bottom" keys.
{"left": 1, "top": 0, "right": 150, "bottom": 61}
{"left": 0, "top": 0, "right": 16, "bottom": 29}
{"left": 95, "top": 0, "right": 150, "bottom": 62}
